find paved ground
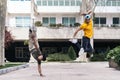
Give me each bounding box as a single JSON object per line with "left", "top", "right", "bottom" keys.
{"left": 0, "top": 62, "right": 120, "bottom": 80}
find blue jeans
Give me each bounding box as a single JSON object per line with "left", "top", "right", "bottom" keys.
{"left": 82, "top": 36, "right": 93, "bottom": 53}
{"left": 75, "top": 36, "right": 93, "bottom": 58}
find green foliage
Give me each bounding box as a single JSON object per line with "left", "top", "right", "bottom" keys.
{"left": 0, "top": 63, "right": 23, "bottom": 69}
{"left": 74, "top": 23, "right": 80, "bottom": 27}
{"left": 49, "top": 24, "right": 56, "bottom": 27}
{"left": 47, "top": 53, "right": 71, "bottom": 61}
{"left": 114, "top": 54, "right": 120, "bottom": 66}
{"left": 56, "top": 23, "right": 64, "bottom": 27}
{"left": 49, "top": 23, "right": 64, "bottom": 28}
{"left": 107, "top": 46, "right": 120, "bottom": 66}
{"left": 67, "top": 46, "right": 76, "bottom": 60}
{"left": 46, "top": 46, "right": 77, "bottom": 61}
{"left": 35, "top": 21, "right": 42, "bottom": 27}
{"left": 24, "top": 40, "right": 28, "bottom": 45}
{"left": 91, "top": 47, "right": 110, "bottom": 61}
{"left": 90, "top": 53, "right": 107, "bottom": 61}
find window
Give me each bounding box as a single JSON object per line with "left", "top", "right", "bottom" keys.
{"left": 94, "top": 17, "right": 99, "bottom": 24}
{"left": 24, "top": 17, "right": 31, "bottom": 27}
{"left": 16, "top": 17, "right": 22, "bottom": 27}
{"left": 59, "top": 0, "right": 64, "bottom": 6}
{"left": 15, "top": 47, "right": 29, "bottom": 58}
{"left": 65, "top": 0, "right": 69, "bottom": 6}
{"left": 70, "top": 0, "right": 75, "bottom": 6}
{"left": 36, "top": 0, "right": 41, "bottom": 6}
{"left": 48, "top": 0, "right": 53, "bottom": 6}
{"left": 16, "top": 17, "right": 30, "bottom": 27}
{"left": 101, "top": 0, "right": 105, "bottom": 6}
{"left": 97, "top": 0, "right": 100, "bottom": 6}
{"left": 54, "top": 0, "right": 58, "bottom": 6}
{"left": 112, "top": 0, "right": 116, "bottom": 6}
{"left": 94, "top": 17, "right": 106, "bottom": 24}
{"left": 97, "top": 0, "right": 106, "bottom": 6}
{"left": 62, "top": 17, "right": 76, "bottom": 27}
{"left": 105, "top": 0, "right": 120, "bottom": 6}
{"left": 70, "top": 17, "right": 76, "bottom": 26}
{"left": 113, "top": 17, "right": 119, "bottom": 24}
{"left": 106, "top": 1, "right": 111, "bottom": 6}
{"left": 42, "top": 17, "right": 56, "bottom": 26}
{"left": 50, "top": 17, "right": 56, "bottom": 24}
{"left": 42, "top": 0, "right": 47, "bottom": 6}
{"left": 43, "top": 17, "right": 49, "bottom": 26}
{"left": 100, "top": 18, "right": 106, "bottom": 24}
{"left": 118, "top": 1, "right": 120, "bottom": 6}
{"left": 76, "top": 0, "right": 81, "bottom": 6}
{"left": 62, "top": 17, "right": 69, "bottom": 26}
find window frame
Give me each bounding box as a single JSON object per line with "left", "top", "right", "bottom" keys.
{"left": 113, "top": 17, "right": 119, "bottom": 24}
{"left": 15, "top": 16, "right": 31, "bottom": 27}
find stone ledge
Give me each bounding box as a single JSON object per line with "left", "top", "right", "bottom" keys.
{"left": 0, "top": 63, "right": 29, "bottom": 75}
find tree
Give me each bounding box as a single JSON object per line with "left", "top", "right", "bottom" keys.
{"left": 5, "top": 27, "right": 13, "bottom": 48}
{"left": 0, "top": 0, "right": 7, "bottom": 66}
{"left": 68, "top": 46, "right": 76, "bottom": 60}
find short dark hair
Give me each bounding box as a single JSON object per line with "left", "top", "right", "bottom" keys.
{"left": 29, "top": 29, "right": 32, "bottom": 33}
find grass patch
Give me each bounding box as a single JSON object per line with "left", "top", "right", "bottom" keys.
{"left": 47, "top": 53, "right": 71, "bottom": 61}
{"left": 0, "top": 62, "right": 26, "bottom": 69}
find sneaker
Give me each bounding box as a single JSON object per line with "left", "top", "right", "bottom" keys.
{"left": 78, "top": 48, "right": 84, "bottom": 56}
{"left": 74, "top": 57, "right": 80, "bottom": 61}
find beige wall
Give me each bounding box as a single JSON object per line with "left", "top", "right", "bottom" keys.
{"left": 9, "top": 27, "right": 120, "bottom": 41}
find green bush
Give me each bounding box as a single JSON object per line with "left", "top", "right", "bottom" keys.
{"left": 24, "top": 40, "right": 28, "bottom": 45}
{"left": 67, "top": 46, "right": 76, "bottom": 60}
{"left": 56, "top": 23, "right": 64, "bottom": 27}
{"left": 49, "top": 24, "right": 56, "bottom": 27}
{"left": 90, "top": 53, "right": 107, "bottom": 61}
{"left": 114, "top": 54, "right": 120, "bottom": 66}
{"left": 35, "top": 21, "right": 42, "bottom": 27}
{"left": 74, "top": 23, "right": 80, "bottom": 27}
{"left": 107, "top": 46, "right": 120, "bottom": 66}
{"left": 46, "top": 46, "right": 76, "bottom": 61}
{"left": 91, "top": 47, "right": 110, "bottom": 61}
{"left": 47, "top": 53, "right": 71, "bottom": 61}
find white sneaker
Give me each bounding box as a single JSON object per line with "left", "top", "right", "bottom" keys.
{"left": 78, "top": 48, "right": 84, "bottom": 56}
{"left": 74, "top": 57, "right": 80, "bottom": 61}
{"left": 69, "top": 38, "right": 78, "bottom": 44}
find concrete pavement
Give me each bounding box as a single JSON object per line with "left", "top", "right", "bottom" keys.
{"left": 0, "top": 62, "right": 120, "bottom": 80}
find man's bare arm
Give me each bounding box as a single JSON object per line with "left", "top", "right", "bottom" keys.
{"left": 73, "top": 27, "right": 81, "bottom": 38}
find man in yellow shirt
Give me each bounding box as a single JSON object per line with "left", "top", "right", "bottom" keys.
{"left": 73, "top": 14, "right": 93, "bottom": 58}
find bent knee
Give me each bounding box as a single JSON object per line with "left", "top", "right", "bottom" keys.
{"left": 38, "top": 55, "right": 43, "bottom": 60}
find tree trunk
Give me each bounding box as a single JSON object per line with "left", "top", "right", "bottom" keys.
{"left": 0, "top": 0, "right": 7, "bottom": 66}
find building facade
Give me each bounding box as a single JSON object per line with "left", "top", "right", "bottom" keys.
{"left": 6, "top": 0, "right": 120, "bottom": 62}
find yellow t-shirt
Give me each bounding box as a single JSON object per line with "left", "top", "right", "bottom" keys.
{"left": 80, "top": 19, "right": 93, "bottom": 38}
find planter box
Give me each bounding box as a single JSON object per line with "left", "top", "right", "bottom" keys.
{"left": 108, "top": 59, "right": 118, "bottom": 68}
